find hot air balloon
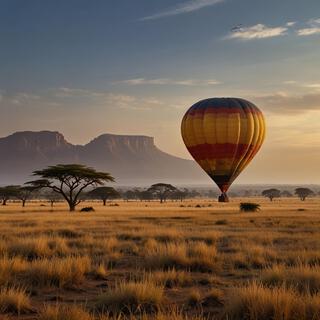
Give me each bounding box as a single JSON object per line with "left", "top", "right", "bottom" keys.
{"left": 181, "top": 98, "right": 265, "bottom": 202}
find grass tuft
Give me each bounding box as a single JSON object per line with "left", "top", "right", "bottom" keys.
{"left": 0, "top": 286, "right": 32, "bottom": 314}
{"left": 96, "top": 278, "right": 164, "bottom": 314}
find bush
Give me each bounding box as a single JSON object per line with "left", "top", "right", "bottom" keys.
{"left": 80, "top": 207, "right": 95, "bottom": 212}
{"left": 240, "top": 203, "right": 260, "bottom": 212}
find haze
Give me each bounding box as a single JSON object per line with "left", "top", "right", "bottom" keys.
{"left": 2, "top": 0, "right": 320, "bottom": 184}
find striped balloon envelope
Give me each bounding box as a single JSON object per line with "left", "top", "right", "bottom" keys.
{"left": 181, "top": 98, "right": 265, "bottom": 202}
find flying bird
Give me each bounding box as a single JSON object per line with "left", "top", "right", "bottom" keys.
{"left": 231, "top": 24, "right": 243, "bottom": 32}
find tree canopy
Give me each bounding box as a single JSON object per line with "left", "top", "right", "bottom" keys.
{"left": 147, "top": 183, "right": 177, "bottom": 203}
{"left": 15, "top": 186, "right": 38, "bottom": 207}
{"left": 26, "top": 164, "right": 114, "bottom": 211}
{"left": 0, "top": 185, "right": 20, "bottom": 205}
{"left": 261, "top": 188, "right": 281, "bottom": 201}
{"left": 295, "top": 188, "right": 314, "bottom": 201}
{"left": 88, "top": 186, "right": 120, "bottom": 205}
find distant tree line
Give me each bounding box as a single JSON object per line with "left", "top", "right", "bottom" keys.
{"left": 261, "top": 187, "right": 315, "bottom": 201}
{"left": 0, "top": 163, "right": 318, "bottom": 211}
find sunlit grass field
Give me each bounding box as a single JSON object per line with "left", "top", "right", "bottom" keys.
{"left": 0, "top": 197, "right": 320, "bottom": 319}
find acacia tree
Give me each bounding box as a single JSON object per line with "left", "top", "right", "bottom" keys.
{"left": 147, "top": 183, "right": 177, "bottom": 203}
{"left": 88, "top": 186, "right": 120, "bottom": 206}
{"left": 15, "top": 186, "right": 37, "bottom": 207}
{"left": 26, "top": 164, "right": 114, "bottom": 211}
{"left": 295, "top": 188, "right": 314, "bottom": 201}
{"left": 261, "top": 188, "right": 281, "bottom": 201}
{"left": 171, "top": 189, "right": 189, "bottom": 202}
{"left": 0, "top": 186, "right": 19, "bottom": 205}
{"left": 43, "top": 190, "right": 63, "bottom": 207}
{"left": 122, "top": 189, "right": 139, "bottom": 202}
{"left": 137, "top": 190, "right": 154, "bottom": 201}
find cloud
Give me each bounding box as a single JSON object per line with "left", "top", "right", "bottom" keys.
{"left": 297, "top": 27, "right": 320, "bottom": 36}
{"left": 253, "top": 92, "right": 320, "bottom": 115}
{"left": 117, "top": 78, "right": 220, "bottom": 86}
{"left": 227, "top": 24, "right": 288, "bottom": 40}
{"left": 140, "top": 0, "right": 224, "bottom": 21}
{"left": 55, "top": 87, "right": 105, "bottom": 98}
{"left": 297, "top": 18, "right": 320, "bottom": 36}
{"left": 304, "top": 83, "right": 320, "bottom": 89}
{"left": 283, "top": 80, "right": 298, "bottom": 85}
{"left": 286, "top": 21, "right": 296, "bottom": 27}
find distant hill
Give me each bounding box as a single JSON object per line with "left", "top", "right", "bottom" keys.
{"left": 0, "top": 131, "right": 209, "bottom": 185}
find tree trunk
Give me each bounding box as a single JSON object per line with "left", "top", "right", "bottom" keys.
{"left": 103, "top": 199, "right": 106, "bottom": 206}
{"left": 22, "top": 200, "right": 26, "bottom": 207}
{"left": 69, "top": 202, "right": 76, "bottom": 212}
{"left": 2, "top": 199, "right": 7, "bottom": 206}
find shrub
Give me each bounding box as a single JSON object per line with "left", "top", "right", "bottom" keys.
{"left": 80, "top": 206, "right": 95, "bottom": 212}
{"left": 215, "top": 219, "right": 228, "bottom": 225}
{"left": 240, "top": 203, "right": 260, "bottom": 212}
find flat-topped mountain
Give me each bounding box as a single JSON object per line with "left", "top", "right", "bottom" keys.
{"left": 0, "top": 131, "right": 208, "bottom": 185}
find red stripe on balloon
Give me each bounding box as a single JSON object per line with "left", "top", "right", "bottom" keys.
{"left": 186, "top": 143, "right": 258, "bottom": 160}
{"left": 188, "top": 107, "right": 262, "bottom": 116}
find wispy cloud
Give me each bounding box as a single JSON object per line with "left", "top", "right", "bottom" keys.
{"left": 253, "top": 92, "right": 320, "bottom": 115}
{"left": 140, "top": 0, "right": 224, "bottom": 21}
{"left": 226, "top": 24, "right": 288, "bottom": 40}
{"left": 297, "top": 18, "right": 320, "bottom": 36}
{"left": 117, "top": 78, "right": 220, "bottom": 86}
{"left": 286, "top": 21, "right": 296, "bottom": 27}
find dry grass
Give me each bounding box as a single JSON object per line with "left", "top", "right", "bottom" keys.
{"left": 144, "top": 241, "right": 219, "bottom": 271}
{"left": 0, "top": 198, "right": 320, "bottom": 319}
{"left": 226, "top": 282, "right": 320, "bottom": 320}
{"left": 149, "top": 268, "right": 192, "bottom": 287}
{"left": 96, "top": 278, "right": 164, "bottom": 314}
{"left": 0, "top": 255, "right": 91, "bottom": 288}
{"left": 93, "top": 263, "right": 109, "bottom": 280}
{"left": 187, "top": 288, "right": 201, "bottom": 306}
{"left": 26, "top": 256, "right": 91, "bottom": 288}
{"left": 0, "top": 286, "right": 31, "bottom": 315}
{"left": 262, "top": 264, "right": 320, "bottom": 293}
{"left": 38, "top": 305, "right": 94, "bottom": 320}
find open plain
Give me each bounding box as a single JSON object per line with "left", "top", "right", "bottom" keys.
{"left": 0, "top": 197, "right": 320, "bottom": 320}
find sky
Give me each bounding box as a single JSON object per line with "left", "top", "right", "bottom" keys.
{"left": 1, "top": 0, "right": 320, "bottom": 184}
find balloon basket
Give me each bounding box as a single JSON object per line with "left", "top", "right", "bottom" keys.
{"left": 218, "top": 193, "right": 229, "bottom": 202}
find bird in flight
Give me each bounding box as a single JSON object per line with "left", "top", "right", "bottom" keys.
{"left": 231, "top": 24, "right": 243, "bottom": 32}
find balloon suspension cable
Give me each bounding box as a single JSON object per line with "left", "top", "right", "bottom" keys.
{"left": 218, "top": 192, "right": 229, "bottom": 203}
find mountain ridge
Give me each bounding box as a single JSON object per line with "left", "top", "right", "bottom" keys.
{"left": 0, "top": 131, "right": 208, "bottom": 185}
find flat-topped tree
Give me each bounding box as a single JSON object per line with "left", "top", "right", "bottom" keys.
{"left": 295, "top": 187, "right": 314, "bottom": 201}
{"left": 147, "top": 183, "right": 177, "bottom": 203}
{"left": 88, "top": 186, "right": 120, "bottom": 206}
{"left": 26, "top": 164, "right": 114, "bottom": 211}
{"left": 15, "top": 186, "right": 37, "bottom": 207}
{"left": 0, "top": 185, "right": 19, "bottom": 205}
{"left": 262, "top": 188, "right": 281, "bottom": 202}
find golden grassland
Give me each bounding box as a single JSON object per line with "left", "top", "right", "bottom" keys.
{"left": 0, "top": 197, "right": 320, "bottom": 319}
